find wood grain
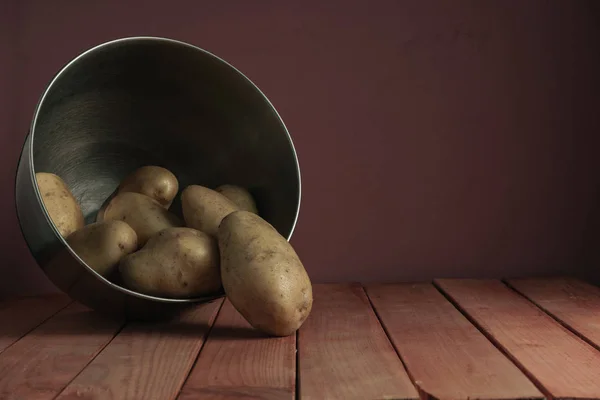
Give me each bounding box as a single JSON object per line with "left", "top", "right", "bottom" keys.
{"left": 298, "top": 284, "right": 418, "bottom": 400}
{"left": 57, "top": 298, "right": 224, "bottom": 400}
{"left": 0, "top": 294, "right": 71, "bottom": 354}
{"left": 507, "top": 277, "right": 600, "bottom": 350}
{"left": 436, "top": 279, "right": 600, "bottom": 400}
{"left": 0, "top": 302, "right": 122, "bottom": 400}
{"left": 179, "top": 299, "right": 296, "bottom": 400}
{"left": 366, "top": 283, "right": 542, "bottom": 400}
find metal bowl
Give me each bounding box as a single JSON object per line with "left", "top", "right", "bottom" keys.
{"left": 15, "top": 37, "right": 301, "bottom": 320}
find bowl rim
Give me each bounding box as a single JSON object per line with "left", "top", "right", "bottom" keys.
{"left": 24, "top": 36, "right": 302, "bottom": 304}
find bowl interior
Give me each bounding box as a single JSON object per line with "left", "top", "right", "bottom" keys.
{"left": 29, "top": 38, "right": 300, "bottom": 301}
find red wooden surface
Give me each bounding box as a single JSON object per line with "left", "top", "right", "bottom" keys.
{"left": 367, "top": 283, "right": 542, "bottom": 400}
{"left": 0, "top": 294, "right": 70, "bottom": 354}
{"left": 437, "top": 279, "right": 600, "bottom": 400}
{"left": 0, "top": 279, "right": 598, "bottom": 399}
{"left": 179, "top": 299, "right": 296, "bottom": 400}
{"left": 57, "top": 299, "right": 223, "bottom": 400}
{"left": 508, "top": 277, "right": 600, "bottom": 351}
{"left": 0, "top": 302, "right": 122, "bottom": 400}
{"left": 298, "top": 284, "right": 418, "bottom": 400}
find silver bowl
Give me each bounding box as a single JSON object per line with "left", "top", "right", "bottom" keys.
{"left": 15, "top": 37, "right": 301, "bottom": 320}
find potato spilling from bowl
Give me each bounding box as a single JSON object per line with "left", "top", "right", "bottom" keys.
{"left": 118, "top": 166, "right": 179, "bottom": 208}
{"left": 97, "top": 166, "right": 179, "bottom": 222}
{"left": 36, "top": 172, "right": 85, "bottom": 237}
{"left": 182, "top": 185, "right": 240, "bottom": 237}
{"left": 38, "top": 166, "right": 312, "bottom": 337}
{"left": 219, "top": 211, "right": 312, "bottom": 336}
{"left": 120, "top": 227, "right": 221, "bottom": 298}
{"left": 103, "top": 192, "right": 182, "bottom": 246}
{"left": 66, "top": 220, "right": 138, "bottom": 277}
{"left": 215, "top": 184, "right": 258, "bottom": 214}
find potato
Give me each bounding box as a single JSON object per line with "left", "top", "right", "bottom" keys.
{"left": 103, "top": 192, "right": 182, "bottom": 246}
{"left": 96, "top": 166, "right": 178, "bottom": 222}
{"left": 119, "top": 227, "right": 221, "bottom": 298}
{"left": 95, "top": 191, "right": 115, "bottom": 223}
{"left": 215, "top": 184, "right": 258, "bottom": 214}
{"left": 36, "top": 172, "right": 84, "bottom": 238}
{"left": 67, "top": 220, "right": 137, "bottom": 277}
{"left": 118, "top": 166, "right": 179, "bottom": 208}
{"left": 218, "top": 211, "right": 312, "bottom": 336}
{"left": 181, "top": 185, "right": 239, "bottom": 236}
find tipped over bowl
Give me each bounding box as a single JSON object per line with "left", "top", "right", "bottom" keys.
{"left": 15, "top": 37, "right": 301, "bottom": 320}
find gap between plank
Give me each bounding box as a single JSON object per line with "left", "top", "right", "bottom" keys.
{"left": 0, "top": 297, "right": 73, "bottom": 356}
{"left": 298, "top": 284, "right": 418, "bottom": 399}
{"left": 362, "top": 284, "right": 421, "bottom": 397}
{"left": 431, "top": 280, "right": 553, "bottom": 400}
{"left": 176, "top": 297, "right": 227, "bottom": 398}
{"left": 52, "top": 317, "right": 127, "bottom": 400}
{"left": 503, "top": 279, "right": 600, "bottom": 353}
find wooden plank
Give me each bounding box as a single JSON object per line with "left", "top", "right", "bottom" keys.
{"left": 57, "top": 298, "right": 224, "bottom": 400}
{"left": 0, "top": 302, "right": 122, "bottom": 400}
{"left": 179, "top": 299, "right": 296, "bottom": 400}
{"left": 366, "top": 283, "right": 543, "bottom": 400}
{"left": 0, "top": 294, "right": 71, "bottom": 354}
{"left": 298, "top": 284, "right": 418, "bottom": 400}
{"left": 507, "top": 277, "right": 600, "bottom": 350}
{"left": 436, "top": 279, "right": 600, "bottom": 400}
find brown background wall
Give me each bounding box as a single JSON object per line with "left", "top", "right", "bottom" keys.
{"left": 2, "top": 1, "right": 600, "bottom": 297}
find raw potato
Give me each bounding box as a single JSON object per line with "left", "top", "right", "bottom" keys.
{"left": 216, "top": 184, "right": 258, "bottom": 214}
{"left": 119, "top": 227, "right": 221, "bottom": 298}
{"left": 36, "top": 172, "right": 84, "bottom": 238}
{"left": 103, "top": 192, "right": 182, "bottom": 246}
{"left": 218, "top": 211, "right": 312, "bottom": 336}
{"left": 118, "top": 166, "right": 179, "bottom": 207}
{"left": 96, "top": 166, "right": 178, "bottom": 222}
{"left": 95, "top": 191, "right": 115, "bottom": 223}
{"left": 67, "top": 220, "right": 137, "bottom": 277}
{"left": 181, "top": 185, "right": 240, "bottom": 236}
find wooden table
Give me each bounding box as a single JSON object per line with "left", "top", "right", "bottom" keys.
{"left": 1, "top": 278, "right": 599, "bottom": 400}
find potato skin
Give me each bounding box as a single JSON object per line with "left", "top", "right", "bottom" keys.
{"left": 96, "top": 166, "right": 178, "bottom": 223}
{"left": 218, "top": 211, "right": 312, "bottom": 337}
{"left": 118, "top": 166, "right": 179, "bottom": 208}
{"left": 95, "top": 190, "right": 115, "bottom": 223}
{"left": 215, "top": 184, "right": 258, "bottom": 214}
{"left": 36, "top": 172, "right": 84, "bottom": 238}
{"left": 67, "top": 220, "right": 138, "bottom": 277}
{"left": 181, "top": 185, "right": 239, "bottom": 236}
{"left": 119, "top": 227, "right": 221, "bottom": 298}
{"left": 103, "top": 192, "right": 182, "bottom": 246}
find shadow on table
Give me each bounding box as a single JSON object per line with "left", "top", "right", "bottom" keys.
{"left": 128, "top": 321, "right": 269, "bottom": 340}
{"left": 7, "top": 309, "right": 272, "bottom": 341}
